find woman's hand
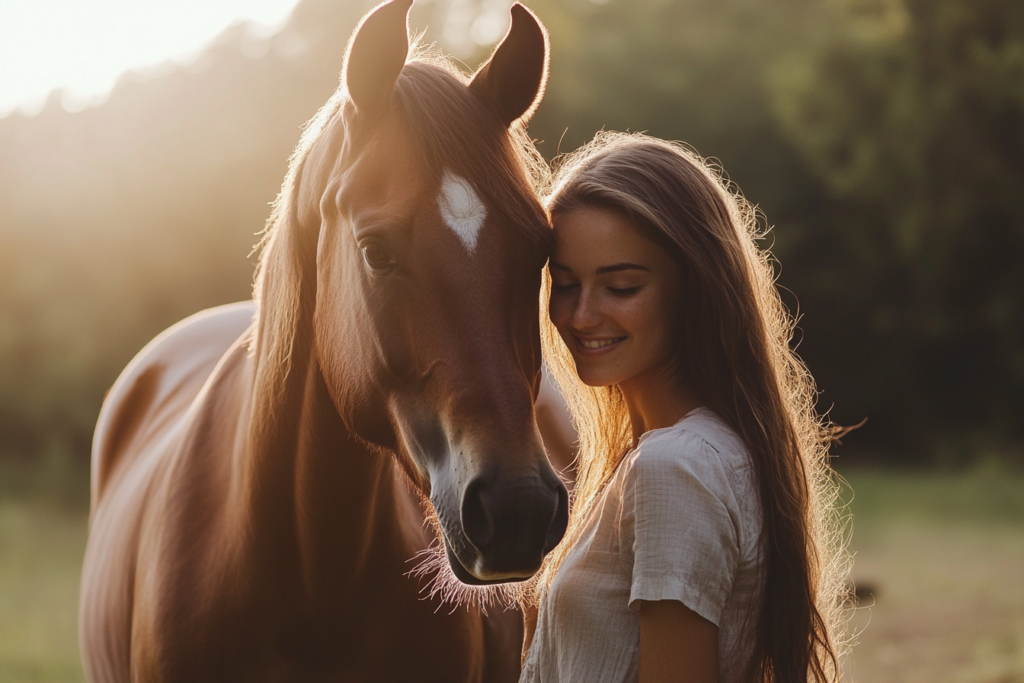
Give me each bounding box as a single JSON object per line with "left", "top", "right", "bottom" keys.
{"left": 638, "top": 600, "right": 719, "bottom": 683}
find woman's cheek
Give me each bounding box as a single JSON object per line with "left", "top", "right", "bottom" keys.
{"left": 548, "top": 295, "right": 568, "bottom": 329}
{"left": 611, "top": 294, "right": 649, "bottom": 332}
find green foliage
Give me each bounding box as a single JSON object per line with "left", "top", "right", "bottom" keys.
{"left": 770, "top": 0, "right": 1024, "bottom": 452}
{"left": 526, "top": 0, "right": 824, "bottom": 216}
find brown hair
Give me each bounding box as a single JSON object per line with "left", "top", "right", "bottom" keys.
{"left": 538, "top": 131, "right": 850, "bottom": 682}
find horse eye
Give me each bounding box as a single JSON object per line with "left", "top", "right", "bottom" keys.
{"left": 361, "top": 242, "right": 392, "bottom": 270}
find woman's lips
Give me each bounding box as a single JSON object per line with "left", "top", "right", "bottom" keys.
{"left": 574, "top": 335, "right": 626, "bottom": 355}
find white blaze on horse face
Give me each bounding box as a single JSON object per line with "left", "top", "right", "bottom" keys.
{"left": 438, "top": 171, "right": 487, "bottom": 252}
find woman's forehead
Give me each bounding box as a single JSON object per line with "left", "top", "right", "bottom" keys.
{"left": 551, "top": 206, "right": 666, "bottom": 270}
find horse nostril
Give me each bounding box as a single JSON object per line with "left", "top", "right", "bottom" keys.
{"left": 461, "top": 478, "right": 495, "bottom": 552}
{"left": 461, "top": 475, "right": 568, "bottom": 569}
{"left": 543, "top": 483, "right": 569, "bottom": 554}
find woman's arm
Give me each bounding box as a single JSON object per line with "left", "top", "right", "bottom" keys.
{"left": 638, "top": 600, "right": 719, "bottom": 683}
{"left": 521, "top": 601, "right": 539, "bottom": 665}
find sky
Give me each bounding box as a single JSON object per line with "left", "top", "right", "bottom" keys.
{"left": 0, "top": 0, "right": 303, "bottom": 117}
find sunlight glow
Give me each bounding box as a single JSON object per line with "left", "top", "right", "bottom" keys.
{"left": 441, "top": 0, "right": 511, "bottom": 58}
{"left": 0, "top": 0, "right": 301, "bottom": 117}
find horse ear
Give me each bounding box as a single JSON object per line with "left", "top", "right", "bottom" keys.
{"left": 343, "top": 0, "right": 413, "bottom": 117}
{"left": 469, "top": 3, "right": 549, "bottom": 127}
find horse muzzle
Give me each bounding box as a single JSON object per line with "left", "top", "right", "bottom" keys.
{"left": 439, "top": 472, "right": 568, "bottom": 585}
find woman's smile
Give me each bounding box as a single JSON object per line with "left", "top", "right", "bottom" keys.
{"left": 575, "top": 335, "right": 627, "bottom": 352}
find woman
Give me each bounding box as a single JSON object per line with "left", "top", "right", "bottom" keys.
{"left": 521, "top": 132, "right": 849, "bottom": 683}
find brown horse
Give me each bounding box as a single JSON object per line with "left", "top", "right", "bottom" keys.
{"left": 78, "top": 2, "right": 567, "bottom": 680}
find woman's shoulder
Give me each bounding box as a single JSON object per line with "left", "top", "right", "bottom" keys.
{"left": 619, "top": 407, "right": 762, "bottom": 557}
{"left": 630, "top": 407, "right": 752, "bottom": 478}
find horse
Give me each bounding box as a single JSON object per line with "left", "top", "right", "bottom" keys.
{"left": 78, "top": 2, "right": 568, "bottom": 680}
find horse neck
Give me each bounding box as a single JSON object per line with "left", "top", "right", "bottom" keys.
{"left": 242, "top": 339, "right": 426, "bottom": 602}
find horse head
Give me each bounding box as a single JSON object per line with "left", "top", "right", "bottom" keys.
{"left": 259, "top": 0, "right": 568, "bottom": 586}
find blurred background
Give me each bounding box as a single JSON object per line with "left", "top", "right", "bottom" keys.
{"left": 0, "top": 0, "right": 1021, "bottom": 680}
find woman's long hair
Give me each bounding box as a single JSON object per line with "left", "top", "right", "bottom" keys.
{"left": 536, "top": 131, "right": 850, "bottom": 682}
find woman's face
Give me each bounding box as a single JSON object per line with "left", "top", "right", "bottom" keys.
{"left": 548, "top": 206, "right": 682, "bottom": 389}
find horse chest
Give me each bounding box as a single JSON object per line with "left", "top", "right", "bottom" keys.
{"left": 128, "top": 595, "right": 509, "bottom": 683}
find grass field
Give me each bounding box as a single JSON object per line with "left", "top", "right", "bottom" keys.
{"left": 0, "top": 456, "right": 88, "bottom": 683}
{"left": 0, "top": 461, "right": 1021, "bottom": 682}
{"left": 840, "top": 467, "right": 1024, "bottom": 683}
{"left": 0, "top": 500, "right": 85, "bottom": 683}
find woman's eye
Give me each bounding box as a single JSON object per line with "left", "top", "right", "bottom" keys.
{"left": 361, "top": 242, "right": 392, "bottom": 270}
{"left": 607, "top": 286, "right": 643, "bottom": 296}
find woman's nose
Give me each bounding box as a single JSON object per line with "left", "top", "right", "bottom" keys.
{"left": 570, "top": 289, "right": 601, "bottom": 330}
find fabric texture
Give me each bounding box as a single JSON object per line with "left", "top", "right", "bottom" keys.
{"left": 520, "top": 407, "right": 763, "bottom": 683}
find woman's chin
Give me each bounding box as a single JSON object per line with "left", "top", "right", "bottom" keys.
{"left": 572, "top": 367, "right": 623, "bottom": 388}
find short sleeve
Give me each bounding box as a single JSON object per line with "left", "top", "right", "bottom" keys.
{"left": 622, "top": 430, "right": 740, "bottom": 626}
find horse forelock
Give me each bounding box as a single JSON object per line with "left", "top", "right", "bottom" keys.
{"left": 392, "top": 52, "right": 552, "bottom": 253}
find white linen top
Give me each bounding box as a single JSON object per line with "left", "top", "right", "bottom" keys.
{"left": 521, "top": 407, "right": 763, "bottom": 683}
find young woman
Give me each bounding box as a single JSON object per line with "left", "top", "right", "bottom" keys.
{"left": 520, "top": 132, "right": 849, "bottom": 683}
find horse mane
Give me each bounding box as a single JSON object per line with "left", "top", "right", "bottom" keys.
{"left": 247, "top": 43, "right": 552, "bottom": 455}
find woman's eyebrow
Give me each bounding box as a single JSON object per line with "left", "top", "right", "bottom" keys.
{"left": 595, "top": 262, "right": 650, "bottom": 275}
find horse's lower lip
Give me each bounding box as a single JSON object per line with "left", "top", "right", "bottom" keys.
{"left": 443, "top": 540, "right": 533, "bottom": 586}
